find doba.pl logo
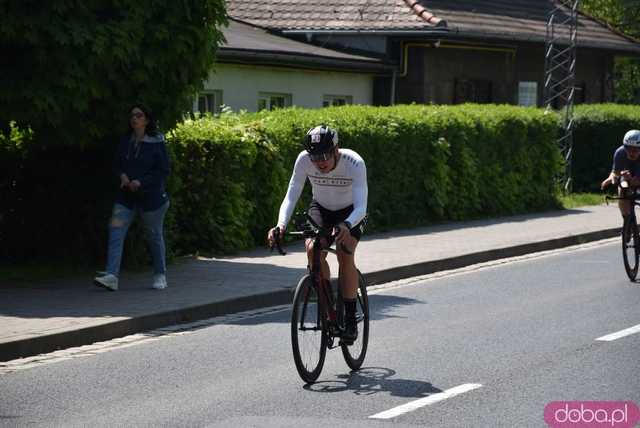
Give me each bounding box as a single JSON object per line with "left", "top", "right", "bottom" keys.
{"left": 545, "top": 401, "right": 640, "bottom": 428}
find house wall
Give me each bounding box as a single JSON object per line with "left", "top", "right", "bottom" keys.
{"left": 395, "top": 42, "right": 615, "bottom": 106}
{"left": 199, "top": 63, "right": 375, "bottom": 112}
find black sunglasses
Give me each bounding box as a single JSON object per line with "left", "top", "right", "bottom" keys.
{"left": 309, "top": 152, "right": 334, "bottom": 162}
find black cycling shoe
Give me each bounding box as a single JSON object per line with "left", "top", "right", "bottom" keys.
{"left": 342, "top": 317, "right": 358, "bottom": 345}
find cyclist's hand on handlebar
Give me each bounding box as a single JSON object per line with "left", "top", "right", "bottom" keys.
{"left": 267, "top": 226, "right": 284, "bottom": 248}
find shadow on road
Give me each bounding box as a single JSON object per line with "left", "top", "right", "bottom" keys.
{"left": 304, "top": 367, "right": 443, "bottom": 399}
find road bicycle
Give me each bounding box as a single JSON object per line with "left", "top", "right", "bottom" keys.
{"left": 271, "top": 213, "right": 370, "bottom": 383}
{"left": 606, "top": 179, "right": 640, "bottom": 280}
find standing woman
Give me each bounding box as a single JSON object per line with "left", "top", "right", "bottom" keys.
{"left": 94, "top": 104, "right": 170, "bottom": 291}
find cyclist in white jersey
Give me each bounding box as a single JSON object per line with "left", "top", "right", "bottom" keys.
{"left": 268, "top": 125, "right": 368, "bottom": 343}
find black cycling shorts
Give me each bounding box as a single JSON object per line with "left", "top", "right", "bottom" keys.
{"left": 307, "top": 200, "right": 364, "bottom": 243}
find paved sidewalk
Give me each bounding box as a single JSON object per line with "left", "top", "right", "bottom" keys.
{"left": 0, "top": 204, "right": 620, "bottom": 362}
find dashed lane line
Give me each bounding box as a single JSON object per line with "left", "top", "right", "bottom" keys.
{"left": 369, "top": 383, "right": 483, "bottom": 419}
{"left": 596, "top": 323, "right": 640, "bottom": 342}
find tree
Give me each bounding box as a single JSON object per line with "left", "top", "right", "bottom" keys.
{"left": 0, "top": 0, "right": 227, "bottom": 144}
{"left": 580, "top": 0, "right": 640, "bottom": 103}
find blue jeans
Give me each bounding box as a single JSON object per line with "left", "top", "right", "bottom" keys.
{"left": 105, "top": 201, "right": 169, "bottom": 277}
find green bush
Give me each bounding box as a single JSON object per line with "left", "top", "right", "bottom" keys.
{"left": 1, "top": 1, "right": 227, "bottom": 148}
{"left": 572, "top": 104, "right": 640, "bottom": 192}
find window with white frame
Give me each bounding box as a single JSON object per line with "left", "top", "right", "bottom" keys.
{"left": 322, "top": 95, "right": 353, "bottom": 107}
{"left": 518, "top": 81, "right": 538, "bottom": 107}
{"left": 257, "top": 92, "right": 291, "bottom": 111}
{"left": 195, "top": 90, "right": 223, "bottom": 114}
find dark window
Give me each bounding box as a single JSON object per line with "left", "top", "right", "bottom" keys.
{"left": 196, "top": 90, "right": 223, "bottom": 114}
{"left": 454, "top": 79, "right": 493, "bottom": 104}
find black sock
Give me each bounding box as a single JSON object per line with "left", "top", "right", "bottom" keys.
{"left": 344, "top": 299, "right": 357, "bottom": 319}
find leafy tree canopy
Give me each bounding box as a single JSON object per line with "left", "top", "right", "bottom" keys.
{"left": 581, "top": 0, "right": 640, "bottom": 103}
{"left": 0, "top": 0, "right": 227, "bottom": 144}
{"left": 581, "top": 0, "right": 640, "bottom": 38}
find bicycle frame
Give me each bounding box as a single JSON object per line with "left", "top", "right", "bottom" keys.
{"left": 273, "top": 216, "right": 349, "bottom": 344}
{"left": 276, "top": 213, "right": 370, "bottom": 382}
{"left": 300, "top": 229, "right": 344, "bottom": 346}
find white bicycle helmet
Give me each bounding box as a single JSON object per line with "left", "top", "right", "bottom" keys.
{"left": 623, "top": 129, "right": 640, "bottom": 148}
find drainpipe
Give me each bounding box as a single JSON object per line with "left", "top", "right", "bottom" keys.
{"left": 390, "top": 69, "right": 397, "bottom": 105}
{"left": 399, "top": 41, "right": 439, "bottom": 78}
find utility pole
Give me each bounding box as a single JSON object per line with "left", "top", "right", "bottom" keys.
{"left": 543, "top": 0, "right": 580, "bottom": 193}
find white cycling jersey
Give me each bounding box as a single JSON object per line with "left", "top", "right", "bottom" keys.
{"left": 277, "top": 149, "right": 368, "bottom": 229}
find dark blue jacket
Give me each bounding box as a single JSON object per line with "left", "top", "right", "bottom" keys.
{"left": 113, "top": 133, "right": 170, "bottom": 211}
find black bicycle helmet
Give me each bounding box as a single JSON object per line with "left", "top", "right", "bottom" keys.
{"left": 304, "top": 125, "right": 338, "bottom": 161}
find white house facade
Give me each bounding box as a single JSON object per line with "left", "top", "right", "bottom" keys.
{"left": 197, "top": 63, "right": 375, "bottom": 113}
{"left": 193, "top": 19, "right": 393, "bottom": 114}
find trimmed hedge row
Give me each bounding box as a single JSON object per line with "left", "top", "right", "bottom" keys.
{"left": 0, "top": 104, "right": 572, "bottom": 265}
{"left": 163, "top": 104, "right": 563, "bottom": 257}
{"left": 572, "top": 104, "right": 640, "bottom": 192}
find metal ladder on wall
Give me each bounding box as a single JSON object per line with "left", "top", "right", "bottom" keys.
{"left": 543, "top": 0, "right": 580, "bottom": 193}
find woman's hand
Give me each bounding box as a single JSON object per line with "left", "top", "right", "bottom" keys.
{"left": 120, "top": 173, "right": 130, "bottom": 189}
{"left": 128, "top": 180, "right": 141, "bottom": 192}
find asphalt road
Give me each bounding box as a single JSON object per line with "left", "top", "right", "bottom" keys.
{"left": 1, "top": 240, "right": 639, "bottom": 428}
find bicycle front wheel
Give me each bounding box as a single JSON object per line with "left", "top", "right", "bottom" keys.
{"left": 622, "top": 215, "right": 640, "bottom": 281}
{"left": 341, "top": 271, "right": 370, "bottom": 370}
{"left": 291, "top": 275, "right": 327, "bottom": 383}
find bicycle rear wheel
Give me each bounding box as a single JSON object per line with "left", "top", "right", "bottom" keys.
{"left": 291, "top": 275, "right": 327, "bottom": 383}
{"left": 622, "top": 215, "right": 640, "bottom": 281}
{"left": 341, "top": 271, "right": 369, "bottom": 370}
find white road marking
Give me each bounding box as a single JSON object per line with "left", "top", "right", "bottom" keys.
{"left": 369, "top": 383, "right": 483, "bottom": 419}
{"left": 596, "top": 323, "right": 640, "bottom": 341}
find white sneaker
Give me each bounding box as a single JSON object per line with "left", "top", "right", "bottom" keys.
{"left": 94, "top": 274, "right": 118, "bottom": 291}
{"left": 152, "top": 274, "right": 167, "bottom": 290}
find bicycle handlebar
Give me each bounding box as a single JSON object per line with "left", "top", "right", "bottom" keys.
{"left": 269, "top": 213, "right": 353, "bottom": 256}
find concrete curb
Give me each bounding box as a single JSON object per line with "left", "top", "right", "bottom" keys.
{"left": 0, "top": 227, "right": 619, "bottom": 362}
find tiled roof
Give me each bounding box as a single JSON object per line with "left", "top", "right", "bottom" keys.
{"left": 420, "top": 0, "right": 639, "bottom": 52}
{"left": 225, "top": 0, "right": 444, "bottom": 31}
{"left": 226, "top": 0, "right": 640, "bottom": 52}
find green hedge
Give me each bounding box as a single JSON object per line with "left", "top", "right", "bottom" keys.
{"left": 572, "top": 104, "right": 640, "bottom": 192}
{"left": 1, "top": 104, "right": 564, "bottom": 265}
{"left": 163, "top": 104, "right": 562, "bottom": 255}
